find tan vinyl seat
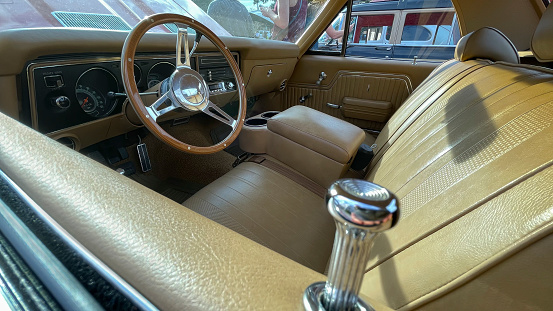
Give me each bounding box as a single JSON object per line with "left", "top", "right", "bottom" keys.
{"left": 184, "top": 15, "right": 553, "bottom": 309}
{"left": 185, "top": 161, "right": 335, "bottom": 273}
{"left": 184, "top": 27, "right": 526, "bottom": 272}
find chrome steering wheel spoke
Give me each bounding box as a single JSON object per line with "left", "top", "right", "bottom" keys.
{"left": 145, "top": 92, "right": 180, "bottom": 121}
{"left": 203, "top": 100, "right": 237, "bottom": 127}
{"left": 176, "top": 26, "right": 191, "bottom": 68}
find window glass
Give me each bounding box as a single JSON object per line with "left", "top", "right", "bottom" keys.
{"left": 435, "top": 25, "right": 453, "bottom": 45}
{"left": 400, "top": 12, "right": 457, "bottom": 45}
{"left": 351, "top": 14, "right": 394, "bottom": 44}
{"left": 401, "top": 25, "right": 432, "bottom": 42}
{"left": 310, "top": 0, "right": 461, "bottom": 61}
{"left": 0, "top": 0, "right": 331, "bottom": 44}
{"left": 315, "top": 14, "right": 346, "bottom": 51}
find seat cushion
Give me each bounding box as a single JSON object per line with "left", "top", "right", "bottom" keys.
{"left": 183, "top": 161, "right": 334, "bottom": 273}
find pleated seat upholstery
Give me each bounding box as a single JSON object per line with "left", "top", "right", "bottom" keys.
{"left": 184, "top": 27, "right": 524, "bottom": 271}
{"left": 184, "top": 16, "right": 553, "bottom": 309}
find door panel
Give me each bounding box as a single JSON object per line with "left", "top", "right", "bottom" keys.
{"left": 280, "top": 55, "right": 440, "bottom": 130}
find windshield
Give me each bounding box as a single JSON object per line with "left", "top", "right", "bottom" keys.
{"left": 0, "top": 0, "right": 329, "bottom": 43}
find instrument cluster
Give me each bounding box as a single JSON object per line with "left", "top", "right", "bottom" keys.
{"left": 26, "top": 52, "right": 237, "bottom": 134}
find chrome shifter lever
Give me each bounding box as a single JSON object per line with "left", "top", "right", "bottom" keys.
{"left": 304, "top": 179, "right": 400, "bottom": 311}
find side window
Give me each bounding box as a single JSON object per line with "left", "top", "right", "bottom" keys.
{"left": 401, "top": 25, "right": 432, "bottom": 42}
{"left": 309, "top": 1, "right": 461, "bottom": 61}
{"left": 395, "top": 11, "right": 460, "bottom": 60}
{"left": 314, "top": 15, "right": 345, "bottom": 52}
{"left": 435, "top": 25, "right": 454, "bottom": 45}
{"left": 400, "top": 12, "right": 457, "bottom": 45}
{"left": 351, "top": 15, "right": 395, "bottom": 44}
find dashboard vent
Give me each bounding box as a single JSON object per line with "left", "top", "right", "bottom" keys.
{"left": 197, "top": 54, "right": 238, "bottom": 83}
{"left": 200, "top": 56, "right": 228, "bottom": 67}
{"left": 52, "top": 12, "right": 131, "bottom": 31}
{"left": 56, "top": 137, "right": 76, "bottom": 150}
{"left": 199, "top": 55, "right": 238, "bottom": 68}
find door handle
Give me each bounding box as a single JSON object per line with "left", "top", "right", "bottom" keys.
{"left": 326, "top": 103, "right": 341, "bottom": 109}
{"left": 375, "top": 46, "right": 392, "bottom": 51}
{"left": 299, "top": 93, "right": 312, "bottom": 103}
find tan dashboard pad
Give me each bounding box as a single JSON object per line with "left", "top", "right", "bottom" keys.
{"left": 121, "top": 13, "right": 247, "bottom": 154}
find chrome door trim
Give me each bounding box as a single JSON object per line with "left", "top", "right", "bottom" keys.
{"left": 0, "top": 169, "right": 159, "bottom": 311}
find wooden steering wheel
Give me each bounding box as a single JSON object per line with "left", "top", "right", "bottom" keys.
{"left": 121, "top": 13, "right": 247, "bottom": 154}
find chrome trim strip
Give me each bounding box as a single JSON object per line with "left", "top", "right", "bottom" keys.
{"left": 0, "top": 169, "right": 159, "bottom": 311}
{"left": 0, "top": 200, "right": 103, "bottom": 311}
{"left": 0, "top": 270, "right": 23, "bottom": 311}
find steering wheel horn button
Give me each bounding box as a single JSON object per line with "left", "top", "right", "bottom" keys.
{"left": 171, "top": 68, "right": 209, "bottom": 110}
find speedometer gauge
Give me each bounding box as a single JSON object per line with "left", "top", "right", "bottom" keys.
{"left": 76, "top": 86, "right": 102, "bottom": 115}
{"left": 75, "top": 68, "right": 119, "bottom": 118}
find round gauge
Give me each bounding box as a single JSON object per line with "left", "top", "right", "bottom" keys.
{"left": 147, "top": 76, "right": 161, "bottom": 89}
{"left": 147, "top": 62, "right": 176, "bottom": 89}
{"left": 75, "top": 68, "right": 119, "bottom": 118}
{"left": 76, "top": 86, "right": 101, "bottom": 113}
{"left": 133, "top": 63, "right": 142, "bottom": 84}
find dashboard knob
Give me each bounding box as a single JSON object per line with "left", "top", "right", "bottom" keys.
{"left": 225, "top": 82, "right": 234, "bottom": 90}
{"left": 54, "top": 96, "right": 71, "bottom": 109}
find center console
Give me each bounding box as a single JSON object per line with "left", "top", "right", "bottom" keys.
{"left": 239, "top": 106, "right": 365, "bottom": 187}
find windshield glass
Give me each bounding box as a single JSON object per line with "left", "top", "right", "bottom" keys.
{"left": 0, "top": 0, "right": 329, "bottom": 43}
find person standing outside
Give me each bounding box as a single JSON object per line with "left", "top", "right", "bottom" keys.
{"left": 260, "top": 0, "right": 308, "bottom": 42}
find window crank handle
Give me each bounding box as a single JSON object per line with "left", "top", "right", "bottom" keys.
{"left": 316, "top": 72, "right": 327, "bottom": 85}
{"left": 299, "top": 93, "right": 313, "bottom": 104}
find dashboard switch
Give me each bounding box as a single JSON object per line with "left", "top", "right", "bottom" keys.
{"left": 53, "top": 96, "right": 71, "bottom": 109}
{"left": 44, "top": 75, "right": 65, "bottom": 88}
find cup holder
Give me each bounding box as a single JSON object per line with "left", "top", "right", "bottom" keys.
{"left": 245, "top": 118, "right": 268, "bottom": 127}
{"left": 261, "top": 111, "right": 280, "bottom": 119}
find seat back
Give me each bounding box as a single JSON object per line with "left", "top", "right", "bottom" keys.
{"left": 359, "top": 21, "right": 553, "bottom": 310}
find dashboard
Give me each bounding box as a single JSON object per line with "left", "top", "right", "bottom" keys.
{"left": 0, "top": 28, "right": 300, "bottom": 151}
{"left": 25, "top": 52, "right": 239, "bottom": 134}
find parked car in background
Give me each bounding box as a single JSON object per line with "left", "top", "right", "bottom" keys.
{"left": 315, "top": 0, "right": 461, "bottom": 61}
{"left": 0, "top": 0, "right": 229, "bottom": 35}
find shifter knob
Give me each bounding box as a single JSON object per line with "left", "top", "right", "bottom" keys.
{"left": 304, "top": 179, "right": 400, "bottom": 311}
{"left": 326, "top": 179, "right": 399, "bottom": 231}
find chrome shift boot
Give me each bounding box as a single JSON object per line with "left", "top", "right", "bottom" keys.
{"left": 304, "top": 179, "right": 400, "bottom": 311}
